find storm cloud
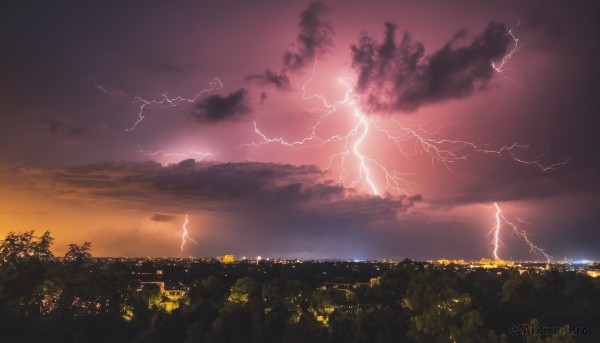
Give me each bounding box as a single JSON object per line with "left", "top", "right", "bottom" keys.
{"left": 351, "top": 21, "right": 512, "bottom": 114}
{"left": 24, "top": 160, "right": 419, "bottom": 218}
{"left": 150, "top": 214, "right": 175, "bottom": 222}
{"left": 2, "top": 1, "right": 600, "bottom": 259}
{"left": 191, "top": 88, "right": 251, "bottom": 124}
{"left": 282, "top": 1, "right": 334, "bottom": 72}
{"left": 19, "top": 160, "right": 424, "bottom": 258}
{"left": 244, "top": 2, "right": 332, "bottom": 95}
{"left": 245, "top": 69, "right": 291, "bottom": 91}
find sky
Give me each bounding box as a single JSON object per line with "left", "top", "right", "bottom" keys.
{"left": 1, "top": 1, "right": 599, "bottom": 260}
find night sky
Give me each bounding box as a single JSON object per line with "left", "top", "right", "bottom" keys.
{"left": 1, "top": 1, "right": 599, "bottom": 260}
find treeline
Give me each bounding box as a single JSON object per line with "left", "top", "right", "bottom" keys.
{"left": 1, "top": 231, "right": 599, "bottom": 342}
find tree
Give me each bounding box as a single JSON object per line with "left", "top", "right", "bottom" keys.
{"left": 283, "top": 312, "right": 329, "bottom": 343}
{"left": 0, "top": 231, "right": 56, "bottom": 335}
{"left": 0, "top": 231, "right": 54, "bottom": 263}
{"left": 350, "top": 307, "right": 408, "bottom": 343}
{"left": 208, "top": 302, "right": 256, "bottom": 343}
{"left": 63, "top": 241, "right": 93, "bottom": 264}
{"left": 228, "top": 277, "right": 259, "bottom": 304}
{"left": 262, "top": 278, "right": 302, "bottom": 310}
{"left": 33, "top": 231, "right": 55, "bottom": 260}
{"left": 190, "top": 276, "right": 225, "bottom": 303}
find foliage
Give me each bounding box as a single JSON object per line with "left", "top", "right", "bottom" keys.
{"left": 64, "top": 241, "right": 93, "bottom": 264}
{"left": 0, "top": 230, "right": 54, "bottom": 263}
{"left": 1, "top": 231, "right": 599, "bottom": 342}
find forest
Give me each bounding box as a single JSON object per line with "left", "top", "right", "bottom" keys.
{"left": 1, "top": 231, "right": 598, "bottom": 342}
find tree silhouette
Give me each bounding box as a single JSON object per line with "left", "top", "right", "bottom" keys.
{"left": 0, "top": 230, "right": 54, "bottom": 263}
{"left": 1, "top": 230, "right": 599, "bottom": 342}
{"left": 64, "top": 241, "right": 93, "bottom": 264}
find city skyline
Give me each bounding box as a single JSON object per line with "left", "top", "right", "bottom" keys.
{"left": 1, "top": 1, "right": 599, "bottom": 260}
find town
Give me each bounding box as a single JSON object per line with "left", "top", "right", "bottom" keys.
{"left": 1, "top": 231, "right": 599, "bottom": 342}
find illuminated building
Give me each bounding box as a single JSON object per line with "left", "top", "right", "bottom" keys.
{"left": 218, "top": 255, "right": 235, "bottom": 263}
{"left": 140, "top": 281, "right": 188, "bottom": 312}
{"left": 369, "top": 277, "right": 380, "bottom": 287}
{"left": 477, "top": 258, "right": 515, "bottom": 268}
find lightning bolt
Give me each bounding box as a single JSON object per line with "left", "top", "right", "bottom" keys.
{"left": 492, "top": 17, "right": 520, "bottom": 73}
{"left": 490, "top": 16, "right": 536, "bottom": 91}
{"left": 491, "top": 202, "right": 551, "bottom": 262}
{"left": 128, "top": 78, "right": 223, "bottom": 131}
{"left": 243, "top": 59, "right": 569, "bottom": 196}
{"left": 350, "top": 109, "right": 378, "bottom": 195}
{"left": 115, "top": 21, "right": 566, "bottom": 260}
{"left": 180, "top": 214, "right": 198, "bottom": 253}
{"left": 136, "top": 145, "right": 215, "bottom": 162}
{"left": 374, "top": 121, "right": 572, "bottom": 173}
{"left": 88, "top": 76, "right": 223, "bottom": 131}
{"left": 493, "top": 203, "right": 502, "bottom": 260}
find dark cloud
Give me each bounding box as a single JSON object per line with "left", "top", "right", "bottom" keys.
{"left": 24, "top": 160, "right": 418, "bottom": 218}
{"left": 150, "top": 214, "right": 175, "bottom": 222}
{"left": 190, "top": 88, "right": 251, "bottom": 124}
{"left": 282, "top": 1, "right": 334, "bottom": 72}
{"left": 306, "top": 193, "right": 422, "bottom": 220}
{"left": 245, "top": 69, "right": 291, "bottom": 91}
{"left": 18, "top": 160, "right": 423, "bottom": 259}
{"left": 244, "top": 3, "right": 331, "bottom": 95}
{"left": 351, "top": 21, "right": 512, "bottom": 114}
{"left": 434, "top": 161, "right": 597, "bottom": 207}
{"left": 38, "top": 117, "right": 107, "bottom": 140}
{"left": 259, "top": 92, "right": 267, "bottom": 105}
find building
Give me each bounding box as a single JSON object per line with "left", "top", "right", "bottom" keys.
{"left": 140, "top": 281, "right": 188, "bottom": 312}
{"left": 218, "top": 255, "right": 235, "bottom": 263}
